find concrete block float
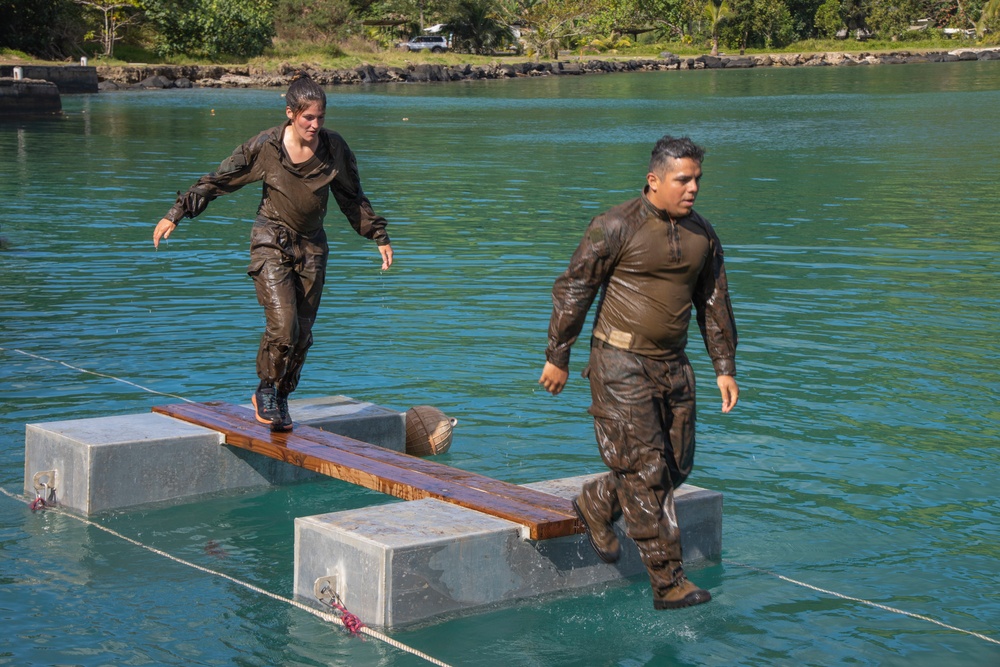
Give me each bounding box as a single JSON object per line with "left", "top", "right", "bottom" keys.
{"left": 294, "top": 474, "right": 721, "bottom": 627}
{"left": 23, "top": 395, "right": 405, "bottom": 514}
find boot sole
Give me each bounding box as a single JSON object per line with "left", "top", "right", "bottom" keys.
{"left": 573, "top": 498, "right": 620, "bottom": 564}
{"left": 653, "top": 589, "right": 712, "bottom": 610}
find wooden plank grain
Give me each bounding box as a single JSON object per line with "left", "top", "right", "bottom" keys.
{"left": 152, "top": 402, "right": 579, "bottom": 539}
{"left": 203, "top": 401, "right": 578, "bottom": 518}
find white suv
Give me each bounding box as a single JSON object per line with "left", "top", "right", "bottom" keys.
{"left": 400, "top": 35, "right": 449, "bottom": 52}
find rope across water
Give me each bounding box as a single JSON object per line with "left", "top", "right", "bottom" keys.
{"left": 0, "top": 485, "right": 454, "bottom": 667}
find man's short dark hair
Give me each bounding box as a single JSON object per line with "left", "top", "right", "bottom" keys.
{"left": 649, "top": 136, "right": 705, "bottom": 175}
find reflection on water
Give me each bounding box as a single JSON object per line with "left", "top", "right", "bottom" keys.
{"left": 1, "top": 61, "right": 998, "bottom": 666}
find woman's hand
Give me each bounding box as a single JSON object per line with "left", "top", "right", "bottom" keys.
{"left": 378, "top": 243, "right": 393, "bottom": 270}
{"left": 153, "top": 218, "right": 177, "bottom": 248}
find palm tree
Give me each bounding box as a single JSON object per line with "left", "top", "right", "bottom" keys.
{"left": 703, "top": 0, "right": 732, "bottom": 56}
{"left": 975, "top": 0, "right": 999, "bottom": 37}
{"left": 444, "top": 0, "right": 515, "bottom": 55}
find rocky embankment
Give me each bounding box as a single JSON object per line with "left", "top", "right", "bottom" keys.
{"left": 96, "top": 47, "right": 1000, "bottom": 90}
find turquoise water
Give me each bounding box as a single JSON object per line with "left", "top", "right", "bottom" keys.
{"left": 1, "top": 61, "right": 998, "bottom": 666}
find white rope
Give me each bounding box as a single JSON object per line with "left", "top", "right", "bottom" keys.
{"left": 0, "top": 347, "right": 195, "bottom": 403}
{"left": 0, "top": 486, "right": 452, "bottom": 667}
{"left": 724, "top": 559, "right": 1000, "bottom": 646}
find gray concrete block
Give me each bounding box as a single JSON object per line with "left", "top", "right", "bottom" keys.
{"left": 525, "top": 475, "right": 722, "bottom": 563}
{"left": 25, "top": 413, "right": 225, "bottom": 514}
{"left": 289, "top": 395, "right": 406, "bottom": 452}
{"left": 294, "top": 474, "right": 722, "bottom": 627}
{"left": 24, "top": 412, "right": 326, "bottom": 514}
{"left": 22, "top": 397, "right": 409, "bottom": 514}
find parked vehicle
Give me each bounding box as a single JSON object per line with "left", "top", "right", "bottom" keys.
{"left": 399, "top": 35, "right": 449, "bottom": 52}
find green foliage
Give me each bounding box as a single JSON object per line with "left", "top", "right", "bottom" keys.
{"left": 977, "top": 0, "right": 1000, "bottom": 36}
{"left": 587, "top": 34, "right": 633, "bottom": 50}
{"left": 520, "top": 0, "right": 595, "bottom": 57}
{"left": 636, "top": 0, "right": 699, "bottom": 38}
{"left": 588, "top": 0, "right": 642, "bottom": 35}
{"left": 840, "top": 0, "right": 867, "bottom": 30}
{"left": 444, "top": 0, "right": 515, "bottom": 53}
{"left": 814, "top": 0, "right": 843, "bottom": 36}
{"left": 784, "top": 0, "right": 824, "bottom": 35}
{"left": 362, "top": 0, "right": 451, "bottom": 34}
{"left": 141, "top": 0, "right": 275, "bottom": 57}
{"left": 74, "top": 0, "right": 143, "bottom": 58}
{"left": 0, "top": 47, "right": 33, "bottom": 58}
{"left": 865, "top": 0, "right": 922, "bottom": 39}
{"left": 106, "top": 41, "right": 159, "bottom": 61}
{"left": 704, "top": 0, "right": 733, "bottom": 54}
{"left": 0, "top": 0, "right": 87, "bottom": 58}
{"left": 274, "top": 0, "right": 355, "bottom": 43}
{"left": 721, "top": 0, "right": 796, "bottom": 49}
{"left": 755, "top": 0, "right": 797, "bottom": 46}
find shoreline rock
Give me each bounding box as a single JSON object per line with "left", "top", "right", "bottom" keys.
{"left": 94, "top": 47, "right": 1000, "bottom": 91}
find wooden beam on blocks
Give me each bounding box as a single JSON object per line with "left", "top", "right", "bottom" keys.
{"left": 152, "top": 402, "right": 580, "bottom": 540}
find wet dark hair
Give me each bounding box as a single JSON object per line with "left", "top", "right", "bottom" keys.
{"left": 286, "top": 73, "right": 326, "bottom": 116}
{"left": 649, "top": 135, "right": 705, "bottom": 175}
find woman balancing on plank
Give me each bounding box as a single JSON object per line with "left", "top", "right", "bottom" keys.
{"left": 152, "top": 74, "right": 393, "bottom": 432}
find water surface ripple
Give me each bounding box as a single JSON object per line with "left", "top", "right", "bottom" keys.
{"left": 1, "top": 62, "right": 998, "bottom": 666}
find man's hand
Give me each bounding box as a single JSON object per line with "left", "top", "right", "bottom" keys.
{"left": 153, "top": 218, "right": 177, "bottom": 248}
{"left": 539, "top": 362, "right": 569, "bottom": 396}
{"left": 717, "top": 375, "right": 739, "bottom": 413}
{"left": 378, "top": 243, "right": 393, "bottom": 271}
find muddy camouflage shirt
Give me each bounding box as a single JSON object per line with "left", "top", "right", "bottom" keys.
{"left": 164, "top": 123, "right": 389, "bottom": 245}
{"left": 546, "top": 191, "right": 737, "bottom": 376}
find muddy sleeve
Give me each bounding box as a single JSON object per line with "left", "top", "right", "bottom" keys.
{"left": 693, "top": 226, "right": 738, "bottom": 376}
{"left": 163, "top": 134, "right": 265, "bottom": 224}
{"left": 330, "top": 143, "right": 390, "bottom": 246}
{"left": 545, "top": 217, "right": 621, "bottom": 370}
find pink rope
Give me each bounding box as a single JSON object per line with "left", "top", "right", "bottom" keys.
{"left": 331, "top": 600, "right": 365, "bottom": 637}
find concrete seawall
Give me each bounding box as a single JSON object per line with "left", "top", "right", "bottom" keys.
{"left": 0, "top": 65, "right": 98, "bottom": 94}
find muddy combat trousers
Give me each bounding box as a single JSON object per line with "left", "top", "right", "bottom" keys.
{"left": 247, "top": 219, "right": 328, "bottom": 396}
{"left": 581, "top": 341, "right": 697, "bottom": 602}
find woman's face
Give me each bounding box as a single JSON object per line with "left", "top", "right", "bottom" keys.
{"left": 286, "top": 101, "right": 325, "bottom": 144}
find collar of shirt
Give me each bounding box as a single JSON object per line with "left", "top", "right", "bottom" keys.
{"left": 640, "top": 186, "right": 674, "bottom": 223}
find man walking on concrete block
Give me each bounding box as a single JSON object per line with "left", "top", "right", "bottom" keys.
{"left": 539, "top": 135, "right": 739, "bottom": 610}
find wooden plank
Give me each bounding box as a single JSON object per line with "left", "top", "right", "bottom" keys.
{"left": 203, "top": 401, "right": 578, "bottom": 518}
{"left": 152, "top": 402, "right": 579, "bottom": 540}
{"left": 155, "top": 402, "right": 575, "bottom": 539}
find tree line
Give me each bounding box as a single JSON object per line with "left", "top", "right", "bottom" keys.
{"left": 2, "top": 0, "right": 997, "bottom": 61}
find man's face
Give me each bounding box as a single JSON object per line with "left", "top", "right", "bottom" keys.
{"left": 646, "top": 157, "right": 702, "bottom": 219}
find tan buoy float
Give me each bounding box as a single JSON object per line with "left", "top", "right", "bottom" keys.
{"left": 405, "top": 405, "right": 457, "bottom": 456}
